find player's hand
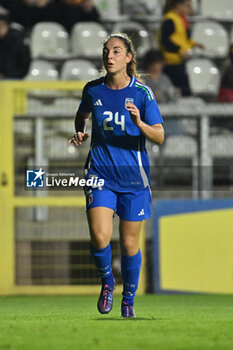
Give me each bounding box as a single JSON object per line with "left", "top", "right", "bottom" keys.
{"left": 180, "top": 50, "right": 190, "bottom": 60}
{"left": 195, "top": 42, "right": 205, "bottom": 49}
{"left": 68, "top": 132, "right": 90, "bottom": 147}
{"left": 126, "top": 103, "right": 141, "bottom": 127}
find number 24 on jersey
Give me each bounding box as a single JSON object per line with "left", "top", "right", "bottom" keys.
{"left": 103, "top": 111, "right": 125, "bottom": 131}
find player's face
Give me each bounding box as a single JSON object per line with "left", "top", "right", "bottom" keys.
{"left": 147, "top": 62, "right": 164, "bottom": 80}
{"left": 178, "top": 0, "right": 192, "bottom": 16}
{"left": 102, "top": 38, "right": 132, "bottom": 75}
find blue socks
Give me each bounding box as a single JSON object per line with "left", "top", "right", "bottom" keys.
{"left": 90, "top": 243, "right": 114, "bottom": 287}
{"left": 121, "top": 249, "right": 142, "bottom": 306}
{"left": 90, "top": 243, "right": 142, "bottom": 305}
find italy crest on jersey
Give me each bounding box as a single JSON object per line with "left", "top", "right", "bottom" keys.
{"left": 125, "top": 98, "right": 134, "bottom": 106}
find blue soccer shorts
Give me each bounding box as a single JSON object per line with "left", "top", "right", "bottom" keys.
{"left": 84, "top": 186, "right": 152, "bottom": 221}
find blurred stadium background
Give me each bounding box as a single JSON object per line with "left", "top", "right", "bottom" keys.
{"left": 0, "top": 0, "right": 233, "bottom": 297}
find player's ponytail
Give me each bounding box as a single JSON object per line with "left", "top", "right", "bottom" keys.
{"left": 103, "top": 33, "right": 140, "bottom": 78}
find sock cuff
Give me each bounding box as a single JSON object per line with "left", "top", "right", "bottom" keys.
{"left": 121, "top": 249, "right": 142, "bottom": 267}
{"left": 90, "top": 242, "right": 111, "bottom": 254}
{"left": 121, "top": 249, "right": 141, "bottom": 259}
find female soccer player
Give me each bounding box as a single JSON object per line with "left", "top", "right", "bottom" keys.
{"left": 68, "top": 33, "right": 164, "bottom": 318}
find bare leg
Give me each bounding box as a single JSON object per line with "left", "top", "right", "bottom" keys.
{"left": 87, "top": 207, "right": 114, "bottom": 248}
{"left": 119, "top": 219, "right": 142, "bottom": 256}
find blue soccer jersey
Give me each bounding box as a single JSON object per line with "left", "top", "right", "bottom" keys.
{"left": 78, "top": 76, "right": 163, "bottom": 191}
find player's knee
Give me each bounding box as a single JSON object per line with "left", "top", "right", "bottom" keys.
{"left": 121, "top": 238, "right": 139, "bottom": 256}
{"left": 90, "top": 231, "right": 110, "bottom": 249}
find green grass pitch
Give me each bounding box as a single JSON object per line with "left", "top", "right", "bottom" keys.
{"left": 0, "top": 294, "right": 233, "bottom": 350}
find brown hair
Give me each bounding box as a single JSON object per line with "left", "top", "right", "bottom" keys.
{"left": 103, "top": 32, "right": 140, "bottom": 78}
{"left": 163, "top": 0, "right": 187, "bottom": 14}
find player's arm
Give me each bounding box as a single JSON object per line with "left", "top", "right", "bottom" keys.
{"left": 68, "top": 110, "right": 91, "bottom": 147}
{"left": 126, "top": 103, "right": 165, "bottom": 145}
{"left": 138, "top": 122, "right": 164, "bottom": 145}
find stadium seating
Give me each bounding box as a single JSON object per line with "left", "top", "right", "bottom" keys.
{"left": 53, "top": 98, "right": 80, "bottom": 118}
{"left": 61, "top": 59, "right": 99, "bottom": 80}
{"left": 93, "top": 0, "right": 121, "bottom": 20}
{"left": 230, "top": 25, "right": 233, "bottom": 43}
{"left": 200, "top": 0, "right": 233, "bottom": 21}
{"left": 44, "top": 135, "right": 79, "bottom": 160}
{"left": 176, "top": 97, "right": 205, "bottom": 135}
{"left": 209, "top": 134, "right": 233, "bottom": 158}
{"left": 30, "top": 22, "right": 69, "bottom": 59}
{"left": 112, "top": 21, "right": 151, "bottom": 57}
{"left": 71, "top": 22, "right": 108, "bottom": 58}
{"left": 177, "top": 97, "right": 205, "bottom": 106}
{"left": 186, "top": 58, "right": 220, "bottom": 96}
{"left": 192, "top": 21, "right": 229, "bottom": 59}
{"left": 149, "top": 134, "right": 199, "bottom": 196}
{"left": 26, "top": 98, "right": 44, "bottom": 115}
{"left": 191, "top": 0, "right": 199, "bottom": 14}
{"left": 122, "top": 0, "right": 163, "bottom": 18}
{"left": 208, "top": 134, "right": 233, "bottom": 188}
{"left": 25, "top": 60, "right": 58, "bottom": 80}
{"left": 161, "top": 135, "right": 197, "bottom": 158}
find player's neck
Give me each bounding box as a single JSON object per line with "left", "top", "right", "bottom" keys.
{"left": 105, "top": 72, "right": 131, "bottom": 90}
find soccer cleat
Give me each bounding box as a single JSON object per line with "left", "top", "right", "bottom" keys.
{"left": 121, "top": 301, "right": 136, "bottom": 318}
{"left": 97, "top": 280, "right": 116, "bottom": 314}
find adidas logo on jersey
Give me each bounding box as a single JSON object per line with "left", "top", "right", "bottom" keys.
{"left": 94, "top": 99, "right": 103, "bottom": 106}
{"left": 138, "top": 209, "right": 145, "bottom": 216}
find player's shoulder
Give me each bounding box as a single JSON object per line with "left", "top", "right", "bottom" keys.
{"left": 84, "top": 76, "right": 105, "bottom": 92}
{"left": 132, "top": 77, "right": 155, "bottom": 102}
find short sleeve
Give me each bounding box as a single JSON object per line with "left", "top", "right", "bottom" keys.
{"left": 143, "top": 89, "right": 164, "bottom": 125}
{"left": 78, "top": 83, "right": 92, "bottom": 113}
